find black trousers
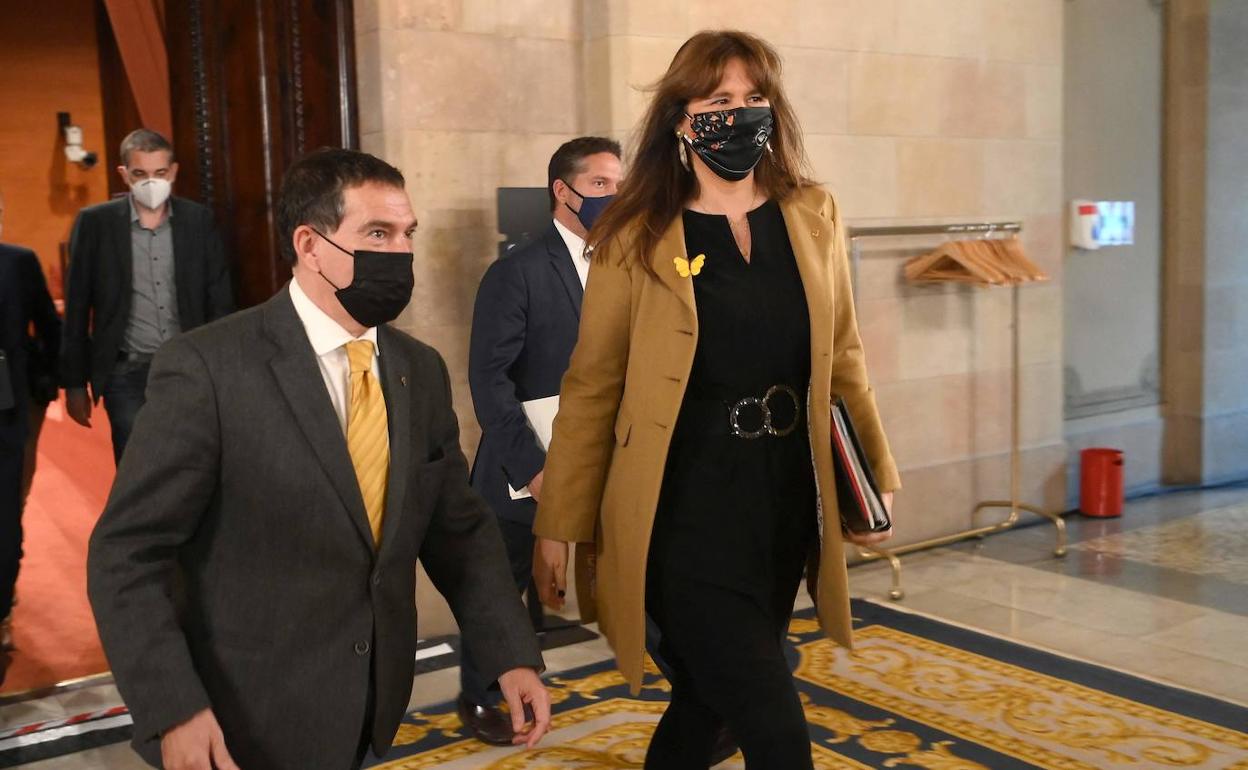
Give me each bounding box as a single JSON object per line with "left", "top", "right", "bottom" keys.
{"left": 0, "top": 423, "right": 25, "bottom": 620}
{"left": 644, "top": 564, "right": 813, "bottom": 770}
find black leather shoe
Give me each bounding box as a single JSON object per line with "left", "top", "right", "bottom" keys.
{"left": 710, "top": 725, "right": 738, "bottom": 766}
{"left": 457, "top": 694, "right": 516, "bottom": 746}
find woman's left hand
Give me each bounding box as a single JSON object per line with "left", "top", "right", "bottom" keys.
{"left": 844, "top": 491, "right": 894, "bottom": 547}
{"left": 533, "top": 538, "right": 570, "bottom": 610}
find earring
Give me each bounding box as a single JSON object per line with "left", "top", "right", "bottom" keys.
{"left": 676, "top": 132, "right": 691, "bottom": 171}
{"left": 766, "top": 140, "right": 774, "bottom": 155}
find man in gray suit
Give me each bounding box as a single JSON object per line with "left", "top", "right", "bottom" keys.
{"left": 88, "top": 148, "right": 550, "bottom": 770}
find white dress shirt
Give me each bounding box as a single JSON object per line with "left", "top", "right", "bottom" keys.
{"left": 552, "top": 217, "right": 590, "bottom": 289}
{"left": 289, "top": 276, "right": 380, "bottom": 435}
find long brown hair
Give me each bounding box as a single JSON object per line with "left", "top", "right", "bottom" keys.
{"left": 589, "top": 30, "right": 814, "bottom": 276}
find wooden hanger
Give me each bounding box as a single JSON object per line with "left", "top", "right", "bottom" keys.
{"left": 904, "top": 236, "right": 1047, "bottom": 286}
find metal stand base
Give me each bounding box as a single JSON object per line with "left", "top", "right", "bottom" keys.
{"left": 851, "top": 282, "right": 1067, "bottom": 602}
{"left": 857, "top": 502, "right": 1066, "bottom": 601}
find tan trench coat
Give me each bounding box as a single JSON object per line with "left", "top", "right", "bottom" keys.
{"left": 533, "top": 184, "right": 901, "bottom": 694}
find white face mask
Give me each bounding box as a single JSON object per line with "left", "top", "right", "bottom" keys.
{"left": 130, "top": 178, "right": 172, "bottom": 210}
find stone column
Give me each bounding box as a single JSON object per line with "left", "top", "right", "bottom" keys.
{"left": 1162, "top": 0, "right": 1248, "bottom": 485}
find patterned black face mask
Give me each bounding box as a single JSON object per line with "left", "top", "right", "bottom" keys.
{"left": 683, "top": 106, "right": 774, "bottom": 182}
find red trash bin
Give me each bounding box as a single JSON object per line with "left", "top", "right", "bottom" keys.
{"left": 1080, "top": 448, "right": 1124, "bottom": 517}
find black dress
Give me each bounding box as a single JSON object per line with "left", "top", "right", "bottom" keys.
{"left": 644, "top": 200, "right": 818, "bottom": 770}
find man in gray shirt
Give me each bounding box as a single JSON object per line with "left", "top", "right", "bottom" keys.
{"left": 62, "top": 129, "right": 234, "bottom": 463}
{"left": 123, "top": 193, "right": 181, "bottom": 353}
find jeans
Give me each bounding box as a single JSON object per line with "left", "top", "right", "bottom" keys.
{"left": 101, "top": 360, "right": 151, "bottom": 466}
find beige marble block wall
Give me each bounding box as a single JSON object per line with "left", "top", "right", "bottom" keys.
{"left": 355, "top": 0, "right": 587, "bottom": 635}
{"left": 355, "top": 0, "right": 1068, "bottom": 630}
{"left": 355, "top": 0, "right": 586, "bottom": 457}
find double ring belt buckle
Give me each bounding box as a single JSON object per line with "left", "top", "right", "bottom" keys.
{"left": 728, "top": 384, "right": 801, "bottom": 439}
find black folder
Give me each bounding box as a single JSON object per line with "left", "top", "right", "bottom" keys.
{"left": 830, "top": 397, "right": 892, "bottom": 534}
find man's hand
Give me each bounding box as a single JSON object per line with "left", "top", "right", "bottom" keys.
{"left": 844, "top": 491, "right": 895, "bottom": 547}
{"left": 160, "top": 708, "right": 239, "bottom": 770}
{"left": 497, "top": 667, "right": 551, "bottom": 748}
{"left": 533, "top": 537, "right": 569, "bottom": 610}
{"left": 527, "top": 470, "right": 544, "bottom": 502}
{"left": 66, "top": 387, "right": 92, "bottom": 428}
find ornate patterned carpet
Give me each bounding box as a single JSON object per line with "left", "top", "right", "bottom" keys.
{"left": 366, "top": 599, "right": 1248, "bottom": 769}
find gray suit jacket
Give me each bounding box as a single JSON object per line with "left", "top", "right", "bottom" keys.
{"left": 87, "top": 285, "right": 544, "bottom": 769}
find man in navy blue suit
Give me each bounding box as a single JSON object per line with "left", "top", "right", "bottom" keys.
{"left": 459, "top": 137, "right": 621, "bottom": 743}
{"left": 0, "top": 190, "right": 62, "bottom": 661}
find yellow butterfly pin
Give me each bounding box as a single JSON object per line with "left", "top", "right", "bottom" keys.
{"left": 674, "top": 253, "right": 706, "bottom": 278}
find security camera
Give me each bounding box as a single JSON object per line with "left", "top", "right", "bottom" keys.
{"left": 60, "top": 118, "right": 98, "bottom": 169}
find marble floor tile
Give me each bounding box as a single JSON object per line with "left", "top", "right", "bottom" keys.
{"left": 405, "top": 666, "right": 462, "bottom": 712}
{"left": 1073, "top": 503, "right": 1248, "bottom": 584}
{"left": 898, "top": 590, "right": 1054, "bottom": 638}
{"left": 1142, "top": 611, "right": 1248, "bottom": 668}
{"left": 872, "top": 585, "right": 993, "bottom": 618}
{"left": 1001, "top": 616, "right": 1248, "bottom": 706}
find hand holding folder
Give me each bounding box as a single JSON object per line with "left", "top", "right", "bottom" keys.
{"left": 830, "top": 398, "right": 892, "bottom": 535}
{"left": 508, "top": 395, "right": 560, "bottom": 500}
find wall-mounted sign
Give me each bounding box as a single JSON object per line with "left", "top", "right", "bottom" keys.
{"left": 1070, "top": 200, "right": 1135, "bottom": 250}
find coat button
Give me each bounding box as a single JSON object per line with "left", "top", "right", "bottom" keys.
{"left": 354, "top": 640, "right": 370, "bottom": 656}
{"left": 372, "top": 572, "right": 382, "bottom": 586}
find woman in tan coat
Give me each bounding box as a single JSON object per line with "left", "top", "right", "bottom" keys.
{"left": 532, "top": 30, "right": 900, "bottom": 769}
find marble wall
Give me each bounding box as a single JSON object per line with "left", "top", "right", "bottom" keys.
{"left": 1061, "top": 0, "right": 1164, "bottom": 501}
{"left": 355, "top": 0, "right": 1069, "bottom": 629}
{"left": 355, "top": 0, "right": 586, "bottom": 455}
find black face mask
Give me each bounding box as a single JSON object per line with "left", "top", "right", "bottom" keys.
{"left": 313, "top": 231, "right": 414, "bottom": 328}
{"left": 562, "top": 182, "right": 615, "bottom": 231}
{"left": 683, "top": 106, "right": 774, "bottom": 182}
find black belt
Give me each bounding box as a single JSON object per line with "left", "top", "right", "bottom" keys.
{"left": 117, "top": 351, "right": 155, "bottom": 364}
{"left": 678, "top": 385, "right": 803, "bottom": 439}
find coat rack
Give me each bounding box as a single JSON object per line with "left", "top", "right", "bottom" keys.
{"left": 847, "top": 222, "right": 1066, "bottom": 600}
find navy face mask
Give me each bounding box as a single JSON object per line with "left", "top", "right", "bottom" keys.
{"left": 683, "top": 106, "right": 774, "bottom": 182}
{"left": 562, "top": 183, "right": 615, "bottom": 230}
{"left": 313, "top": 231, "right": 414, "bottom": 328}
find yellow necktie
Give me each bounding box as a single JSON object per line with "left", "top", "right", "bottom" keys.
{"left": 345, "top": 340, "right": 389, "bottom": 547}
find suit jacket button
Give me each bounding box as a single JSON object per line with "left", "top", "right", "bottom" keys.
{"left": 354, "top": 640, "right": 370, "bottom": 656}
{"left": 372, "top": 572, "right": 382, "bottom": 586}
